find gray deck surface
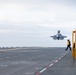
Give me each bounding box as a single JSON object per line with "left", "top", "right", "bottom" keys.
{"left": 0, "top": 47, "right": 75, "bottom": 75}
{"left": 40, "top": 52, "right": 76, "bottom": 75}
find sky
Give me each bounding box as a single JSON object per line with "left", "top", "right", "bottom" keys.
{"left": 0, "top": 0, "right": 76, "bottom": 47}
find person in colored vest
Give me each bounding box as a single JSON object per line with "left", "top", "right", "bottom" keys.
{"left": 65, "top": 39, "right": 71, "bottom": 51}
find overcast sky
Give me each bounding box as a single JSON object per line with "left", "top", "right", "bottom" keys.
{"left": 0, "top": 0, "right": 76, "bottom": 47}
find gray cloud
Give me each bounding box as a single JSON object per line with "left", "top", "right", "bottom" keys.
{"left": 0, "top": 0, "right": 76, "bottom": 47}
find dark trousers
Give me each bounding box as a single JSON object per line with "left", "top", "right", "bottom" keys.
{"left": 66, "top": 45, "right": 71, "bottom": 50}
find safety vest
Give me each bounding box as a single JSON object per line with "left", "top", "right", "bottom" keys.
{"left": 67, "top": 41, "right": 70, "bottom": 45}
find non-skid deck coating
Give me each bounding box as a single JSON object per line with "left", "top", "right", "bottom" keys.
{"left": 39, "top": 51, "right": 76, "bottom": 75}
{"left": 0, "top": 47, "right": 73, "bottom": 75}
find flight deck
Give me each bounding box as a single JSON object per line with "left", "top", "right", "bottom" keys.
{"left": 0, "top": 47, "right": 75, "bottom": 75}
{"left": 35, "top": 51, "right": 76, "bottom": 75}
{"left": 0, "top": 47, "right": 70, "bottom": 75}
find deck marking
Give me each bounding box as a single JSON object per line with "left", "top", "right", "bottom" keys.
{"left": 55, "top": 60, "right": 58, "bottom": 63}
{"left": 59, "top": 58, "right": 61, "bottom": 60}
{"left": 1, "top": 65, "right": 8, "bottom": 67}
{"left": 49, "top": 63, "right": 53, "bottom": 67}
{"left": 26, "top": 72, "right": 34, "bottom": 74}
{"left": 35, "top": 51, "right": 69, "bottom": 75}
{"left": 40, "top": 68, "right": 47, "bottom": 73}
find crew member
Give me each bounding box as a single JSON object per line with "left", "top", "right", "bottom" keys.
{"left": 65, "top": 39, "right": 71, "bottom": 51}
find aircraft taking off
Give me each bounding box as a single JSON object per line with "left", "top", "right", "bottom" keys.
{"left": 50, "top": 30, "right": 67, "bottom": 40}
